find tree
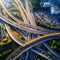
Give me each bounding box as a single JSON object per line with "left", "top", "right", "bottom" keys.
{"left": 30, "top": 0, "right": 41, "bottom": 11}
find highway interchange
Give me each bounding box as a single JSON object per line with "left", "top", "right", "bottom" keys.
{"left": 0, "top": 0, "right": 60, "bottom": 60}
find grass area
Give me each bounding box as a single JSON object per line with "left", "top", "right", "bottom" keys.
{"left": 12, "top": 30, "right": 22, "bottom": 38}
{"left": 12, "top": 30, "right": 25, "bottom": 41}
{"left": 0, "top": 49, "right": 12, "bottom": 57}
{"left": 0, "top": 32, "right": 12, "bottom": 46}
{"left": 0, "top": 29, "right": 25, "bottom": 46}
{"left": 36, "top": 21, "right": 60, "bottom": 30}
{"left": 37, "top": 58, "right": 40, "bottom": 60}
{"left": 0, "top": 40, "right": 11, "bottom": 46}
{"left": 50, "top": 40, "right": 60, "bottom": 53}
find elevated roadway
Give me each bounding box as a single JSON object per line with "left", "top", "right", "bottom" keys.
{"left": 0, "top": 0, "right": 59, "bottom": 33}
{"left": 0, "top": 0, "right": 60, "bottom": 60}
{"left": 6, "top": 32, "right": 60, "bottom": 60}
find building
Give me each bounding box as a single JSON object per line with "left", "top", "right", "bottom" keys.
{"left": 50, "top": 5, "right": 60, "bottom": 15}
{"left": 40, "top": 1, "right": 60, "bottom": 15}
{"left": 43, "top": 2, "right": 51, "bottom": 8}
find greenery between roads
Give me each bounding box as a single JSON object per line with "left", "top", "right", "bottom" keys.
{"left": 36, "top": 21, "right": 60, "bottom": 30}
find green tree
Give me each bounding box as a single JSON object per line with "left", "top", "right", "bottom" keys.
{"left": 30, "top": 0, "right": 41, "bottom": 11}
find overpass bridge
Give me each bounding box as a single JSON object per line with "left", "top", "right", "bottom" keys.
{"left": 0, "top": 0, "right": 60, "bottom": 60}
